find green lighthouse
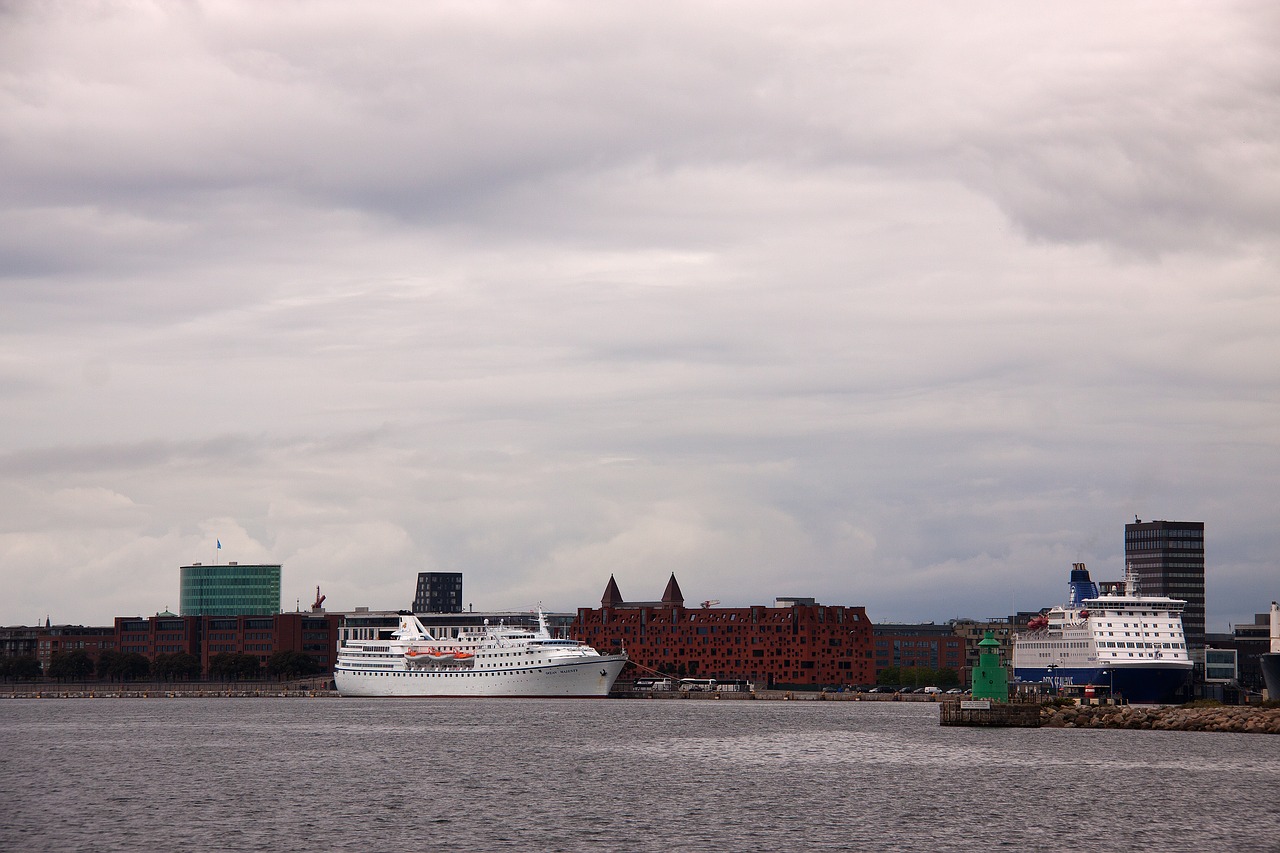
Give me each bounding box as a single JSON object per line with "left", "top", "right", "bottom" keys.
{"left": 970, "top": 630, "right": 1009, "bottom": 702}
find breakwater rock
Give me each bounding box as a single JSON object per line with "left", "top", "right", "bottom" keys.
{"left": 1041, "top": 703, "right": 1280, "bottom": 734}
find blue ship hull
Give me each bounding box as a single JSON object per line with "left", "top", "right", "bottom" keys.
{"left": 1015, "top": 664, "right": 1190, "bottom": 704}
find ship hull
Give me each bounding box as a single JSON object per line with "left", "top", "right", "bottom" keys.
{"left": 1015, "top": 663, "right": 1191, "bottom": 704}
{"left": 1261, "top": 654, "right": 1280, "bottom": 701}
{"left": 334, "top": 654, "right": 628, "bottom": 698}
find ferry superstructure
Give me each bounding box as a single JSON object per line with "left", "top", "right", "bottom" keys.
{"left": 334, "top": 610, "right": 628, "bottom": 697}
{"left": 1012, "top": 563, "right": 1192, "bottom": 704}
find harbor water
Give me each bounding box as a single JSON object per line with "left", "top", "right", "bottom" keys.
{"left": 3, "top": 697, "right": 1278, "bottom": 851}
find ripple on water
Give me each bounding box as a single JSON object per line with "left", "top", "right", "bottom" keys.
{"left": 2, "top": 698, "right": 1278, "bottom": 852}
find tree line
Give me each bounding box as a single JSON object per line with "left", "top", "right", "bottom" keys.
{"left": 0, "top": 650, "right": 325, "bottom": 682}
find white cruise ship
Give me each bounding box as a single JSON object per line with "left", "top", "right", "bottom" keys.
{"left": 334, "top": 610, "right": 628, "bottom": 698}
{"left": 1012, "top": 563, "right": 1192, "bottom": 703}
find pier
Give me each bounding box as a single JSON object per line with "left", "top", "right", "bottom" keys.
{"left": 938, "top": 696, "right": 1042, "bottom": 727}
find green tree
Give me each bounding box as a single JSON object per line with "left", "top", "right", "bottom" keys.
{"left": 116, "top": 652, "right": 152, "bottom": 681}
{"left": 207, "top": 653, "right": 233, "bottom": 680}
{"left": 166, "top": 652, "right": 202, "bottom": 681}
{"left": 96, "top": 650, "right": 124, "bottom": 681}
{"left": 152, "top": 653, "right": 201, "bottom": 681}
{"left": 208, "top": 653, "right": 233, "bottom": 680}
{"left": 209, "top": 652, "right": 261, "bottom": 681}
{"left": 876, "top": 666, "right": 901, "bottom": 687}
{"left": 97, "top": 651, "right": 151, "bottom": 682}
{"left": 152, "top": 653, "right": 173, "bottom": 680}
{"left": 908, "top": 666, "right": 937, "bottom": 687}
{"left": 233, "top": 653, "right": 262, "bottom": 680}
{"left": 47, "top": 649, "right": 95, "bottom": 681}
{"left": 266, "top": 651, "right": 321, "bottom": 680}
{"left": 4, "top": 656, "right": 45, "bottom": 681}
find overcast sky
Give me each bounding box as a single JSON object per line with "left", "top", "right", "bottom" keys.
{"left": 2, "top": 1, "right": 1277, "bottom": 631}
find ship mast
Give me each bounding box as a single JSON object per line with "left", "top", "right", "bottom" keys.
{"left": 1124, "top": 562, "right": 1141, "bottom": 597}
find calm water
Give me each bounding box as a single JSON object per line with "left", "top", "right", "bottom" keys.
{"left": 2, "top": 698, "right": 1279, "bottom": 852}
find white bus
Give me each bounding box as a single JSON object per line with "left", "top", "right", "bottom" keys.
{"left": 679, "top": 678, "right": 717, "bottom": 692}
{"left": 633, "top": 678, "right": 675, "bottom": 691}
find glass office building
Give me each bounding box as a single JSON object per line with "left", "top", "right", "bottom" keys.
{"left": 179, "top": 563, "right": 282, "bottom": 616}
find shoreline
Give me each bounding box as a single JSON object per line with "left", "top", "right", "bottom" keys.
{"left": 6, "top": 685, "right": 1277, "bottom": 734}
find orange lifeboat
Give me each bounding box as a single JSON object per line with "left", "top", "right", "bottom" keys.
{"left": 405, "top": 647, "right": 433, "bottom": 665}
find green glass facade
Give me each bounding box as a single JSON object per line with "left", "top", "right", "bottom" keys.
{"left": 179, "top": 564, "right": 281, "bottom": 616}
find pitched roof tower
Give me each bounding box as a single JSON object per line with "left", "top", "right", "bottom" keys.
{"left": 661, "top": 573, "right": 684, "bottom": 607}
{"left": 601, "top": 575, "right": 624, "bottom": 607}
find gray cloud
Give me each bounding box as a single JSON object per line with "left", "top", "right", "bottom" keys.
{"left": 1, "top": 1, "right": 1277, "bottom": 631}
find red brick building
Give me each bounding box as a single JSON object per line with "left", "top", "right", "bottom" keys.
{"left": 571, "top": 574, "right": 874, "bottom": 688}
{"left": 871, "top": 623, "right": 966, "bottom": 676}
{"left": 35, "top": 625, "right": 117, "bottom": 672}
{"left": 112, "top": 611, "right": 340, "bottom": 674}
{"left": 200, "top": 612, "right": 340, "bottom": 672}
{"left": 9, "top": 611, "right": 340, "bottom": 677}
{"left": 115, "top": 614, "right": 200, "bottom": 658}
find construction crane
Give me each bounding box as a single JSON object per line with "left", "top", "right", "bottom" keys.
{"left": 700, "top": 599, "right": 720, "bottom": 609}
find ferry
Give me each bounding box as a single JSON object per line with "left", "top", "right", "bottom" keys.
{"left": 334, "top": 610, "right": 628, "bottom": 697}
{"left": 1012, "top": 563, "right": 1192, "bottom": 704}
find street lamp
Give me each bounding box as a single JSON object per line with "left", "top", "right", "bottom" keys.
{"left": 1100, "top": 669, "right": 1114, "bottom": 703}
{"left": 1047, "top": 663, "right": 1058, "bottom": 694}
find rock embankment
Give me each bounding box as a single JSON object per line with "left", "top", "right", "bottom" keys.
{"left": 1041, "top": 703, "right": 1280, "bottom": 734}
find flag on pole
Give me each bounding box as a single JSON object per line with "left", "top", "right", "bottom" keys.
{"left": 217, "top": 540, "right": 221, "bottom": 549}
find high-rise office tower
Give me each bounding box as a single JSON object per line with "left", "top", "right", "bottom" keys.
{"left": 1124, "top": 519, "right": 1205, "bottom": 650}
{"left": 412, "top": 572, "right": 463, "bottom": 613}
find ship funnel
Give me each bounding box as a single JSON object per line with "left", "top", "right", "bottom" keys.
{"left": 1067, "top": 563, "right": 1099, "bottom": 608}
